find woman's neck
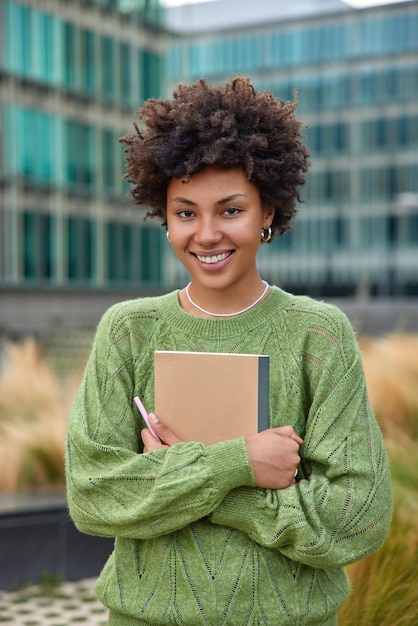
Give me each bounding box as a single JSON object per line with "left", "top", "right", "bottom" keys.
{"left": 179, "top": 278, "right": 271, "bottom": 318}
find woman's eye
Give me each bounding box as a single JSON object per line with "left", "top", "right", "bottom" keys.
{"left": 178, "top": 209, "right": 194, "bottom": 218}
{"left": 224, "top": 207, "right": 241, "bottom": 216}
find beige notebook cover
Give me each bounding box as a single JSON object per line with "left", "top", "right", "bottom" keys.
{"left": 154, "top": 351, "right": 269, "bottom": 445}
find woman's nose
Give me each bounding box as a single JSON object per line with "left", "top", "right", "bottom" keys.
{"left": 194, "top": 218, "right": 222, "bottom": 244}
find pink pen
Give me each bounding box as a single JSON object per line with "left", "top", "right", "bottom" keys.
{"left": 134, "top": 396, "right": 162, "bottom": 443}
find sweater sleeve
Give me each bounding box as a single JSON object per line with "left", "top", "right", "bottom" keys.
{"left": 209, "top": 313, "right": 392, "bottom": 570}
{"left": 65, "top": 305, "right": 255, "bottom": 540}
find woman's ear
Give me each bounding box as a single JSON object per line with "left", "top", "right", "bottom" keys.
{"left": 263, "top": 206, "right": 275, "bottom": 229}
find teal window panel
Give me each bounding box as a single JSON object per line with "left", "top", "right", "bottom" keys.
{"left": 305, "top": 170, "right": 350, "bottom": 204}
{"left": 103, "top": 129, "right": 116, "bottom": 193}
{"left": 407, "top": 214, "right": 418, "bottom": 244}
{"left": 140, "top": 226, "right": 162, "bottom": 283}
{"left": 335, "top": 216, "right": 347, "bottom": 249}
{"left": 32, "top": 10, "right": 54, "bottom": 83}
{"left": 81, "top": 29, "right": 96, "bottom": 94}
{"left": 269, "top": 32, "right": 284, "bottom": 67}
{"left": 21, "top": 3, "right": 33, "bottom": 76}
{"left": 5, "top": 1, "right": 24, "bottom": 73}
{"left": 323, "top": 24, "right": 347, "bottom": 62}
{"left": 105, "top": 222, "right": 163, "bottom": 285}
{"left": 67, "top": 216, "right": 94, "bottom": 281}
{"left": 22, "top": 211, "right": 54, "bottom": 280}
{"left": 273, "top": 230, "right": 293, "bottom": 252}
{"left": 101, "top": 36, "right": 115, "bottom": 101}
{"left": 64, "top": 21, "right": 76, "bottom": 88}
{"left": 242, "top": 36, "right": 262, "bottom": 71}
{"left": 397, "top": 116, "right": 409, "bottom": 146}
{"left": 306, "top": 122, "right": 349, "bottom": 156}
{"left": 5, "top": 2, "right": 58, "bottom": 83}
{"left": 65, "top": 120, "right": 95, "bottom": 189}
{"left": 4, "top": 106, "right": 16, "bottom": 176}
{"left": 399, "top": 66, "right": 418, "bottom": 101}
{"left": 281, "top": 31, "right": 294, "bottom": 65}
{"left": 120, "top": 42, "right": 132, "bottom": 104}
{"left": 335, "top": 123, "right": 349, "bottom": 151}
{"left": 37, "top": 110, "right": 55, "bottom": 181}
{"left": 383, "top": 14, "right": 409, "bottom": 54}
{"left": 357, "top": 216, "right": 388, "bottom": 250}
{"left": 42, "top": 12, "right": 55, "bottom": 83}
{"left": 141, "top": 49, "right": 162, "bottom": 99}
{"left": 360, "top": 165, "right": 418, "bottom": 202}
{"left": 167, "top": 44, "right": 182, "bottom": 81}
{"left": 22, "top": 212, "right": 37, "bottom": 279}
{"left": 106, "top": 221, "right": 133, "bottom": 282}
{"left": 406, "top": 165, "right": 418, "bottom": 193}
{"left": 7, "top": 1, "right": 34, "bottom": 77}
{"left": 356, "top": 13, "right": 418, "bottom": 58}
{"left": 20, "top": 107, "right": 37, "bottom": 177}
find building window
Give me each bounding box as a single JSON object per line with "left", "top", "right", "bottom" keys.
{"left": 67, "top": 216, "right": 94, "bottom": 281}
{"left": 22, "top": 211, "right": 53, "bottom": 280}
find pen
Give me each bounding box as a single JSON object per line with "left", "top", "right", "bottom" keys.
{"left": 134, "top": 396, "right": 163, "bottom": 443}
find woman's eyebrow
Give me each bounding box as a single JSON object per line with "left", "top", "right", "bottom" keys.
{"left": 168, "top": 192, "right": 248, "bottom": 206}
{"left": 216, "top": 193, "right": 248, "bottom": 205}
{"left": 168, "top": 196, "right": 196, "bottom": 205}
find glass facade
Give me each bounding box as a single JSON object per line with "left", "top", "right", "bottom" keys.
{"left": 0, "top": 0, "right": 165, "bottom": 288}
{"left": 1, "top": 0, "right": 418, "bottom": 297}
{"left": 166, "top": 1, "right": 418, "bottom": 296}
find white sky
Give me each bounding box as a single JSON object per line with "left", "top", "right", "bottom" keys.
{"left": 160, "top": 0, "right": 413, "bottom": 7}
{"left": 344, "top": 0, "right": 413, "bottom": 7}
{"left": 161, "top": 0, "right": 218, "bottom": 6}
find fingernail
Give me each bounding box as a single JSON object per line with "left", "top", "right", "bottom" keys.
{"left": 149, "top": 413, "right": 159, "bottom": 424}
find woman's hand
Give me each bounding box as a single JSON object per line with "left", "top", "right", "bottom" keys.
{"left": 246, "top": 426, "right": 303, "bottom": 489}
{"left": 141, "top": 413, "right": 183, "bottom": 452}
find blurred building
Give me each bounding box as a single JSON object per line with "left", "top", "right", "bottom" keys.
{"left": 165, "top": 0, "right": 418, "bottom": 297}
{"left": 1, "top": 0, "right": 418, "bottom": 337}
{"left": 0, "top": 0, "right": 165, "bottom": 296}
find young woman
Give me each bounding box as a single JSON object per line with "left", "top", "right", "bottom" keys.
{"left": 66, "top": 78, "right": 392, "bottom": 626}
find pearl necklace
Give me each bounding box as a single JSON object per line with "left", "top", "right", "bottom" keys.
{"left": 185, "top": 280, "right": 270, "bottom": 318}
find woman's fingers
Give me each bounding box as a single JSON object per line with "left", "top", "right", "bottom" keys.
{"left": 246, "top": 428, "right": 302, "bottom": 489}
{"left": 141, "top": 414, "right": 183, "bottom": 452}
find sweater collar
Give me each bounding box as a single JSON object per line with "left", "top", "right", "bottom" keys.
{"left": 160, "top": 286, "right": 291, "bottom": 339}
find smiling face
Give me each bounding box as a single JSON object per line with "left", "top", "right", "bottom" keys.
{"left": 166, "top": 166, "right": 274, "bottom": 306}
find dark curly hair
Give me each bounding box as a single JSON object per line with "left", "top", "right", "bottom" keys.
{"left": 120, "top": 77, "right": 310, "bottom": 238}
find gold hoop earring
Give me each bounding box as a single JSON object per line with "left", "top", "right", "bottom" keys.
{"left": 261, "top": 226, "right": 272, "bottom": 243}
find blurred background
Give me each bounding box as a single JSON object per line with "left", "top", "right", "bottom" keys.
{"left": 1, "top": 0, "right": 418, "bottom": 341}
{"left": 0, "top": 1, "right": 417, "bottom": 622}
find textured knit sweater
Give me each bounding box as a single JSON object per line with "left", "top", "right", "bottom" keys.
{"left": 65, "top": 287, "right": 392, "bottom": 626}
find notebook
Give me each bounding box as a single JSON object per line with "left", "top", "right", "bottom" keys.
{"left": 153, "top": 350, "right": 269, "bottom": 445}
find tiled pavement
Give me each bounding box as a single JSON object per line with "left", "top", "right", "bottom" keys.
{"left": 0, "top": 577, "right": 108, "bottom": 625}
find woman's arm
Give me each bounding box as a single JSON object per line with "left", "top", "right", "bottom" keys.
{"left": 65, "top": 306, "right": 255, "bottom": 540}
{"left": 144, "top": 417, "right": 303, "bottom": 489}
{"left": 209, "top": 328, "right": 392, "bottom": 570}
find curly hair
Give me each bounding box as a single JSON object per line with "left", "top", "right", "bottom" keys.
{"left": 120, "top": 77, "right": 310, "bottom": 238}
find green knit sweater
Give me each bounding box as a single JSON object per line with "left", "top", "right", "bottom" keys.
{"left": 65, "top": 287, "right": 392, "bottom": 626}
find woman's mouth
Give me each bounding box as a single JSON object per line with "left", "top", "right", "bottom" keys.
{"left": 194, "top": 251, "right": 234, "bottom": 264}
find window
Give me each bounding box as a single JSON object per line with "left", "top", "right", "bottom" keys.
{"left": 67, "top": 216, "right": 94, "bottom": 281}
{"left": 22, "top": 211, "right": 53, "bottom": 280}
{"left": 141, "top": 226, "right": 162, "bottom": 283}
{"left": 81, "top": 29, "right": 96, "bottom": 94}
{"left": 101, "top": 36, "right": 115, "bottom": 100}
{"left": 64, "top": 21, "right": 76, "bottom": 88}
{"left": 120, "top": 43, "right": 131, "bottom": 103}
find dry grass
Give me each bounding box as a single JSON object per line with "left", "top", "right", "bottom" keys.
{"left": 339, "top": 501, "right": 418, "bottom": 626}
{"left": 358, "top": 334, "right": 418, "bottom": 440}
{"left": 0, "top": 332, "right": 417, "bottom": 624}
{"left": 341, "top": 333, "right": 418, "bottom": 626}
{"left": 0, "top": 339, "right": 82, "bottom": 492}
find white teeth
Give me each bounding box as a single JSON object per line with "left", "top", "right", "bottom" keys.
{"left": 196, "top": 252, "right": 231, "bottom": 264}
